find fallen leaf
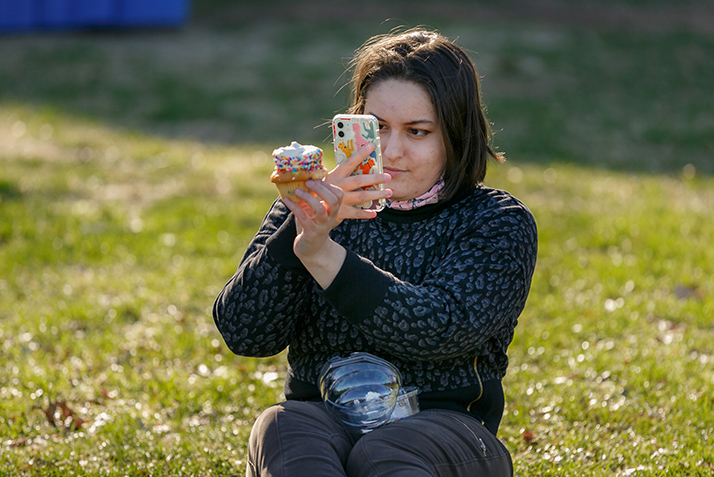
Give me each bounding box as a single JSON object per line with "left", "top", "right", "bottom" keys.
{"left": 522, "top": 430, "right": 536, "bottom": 443}
{"left": 35, "top": 399, "right": 86, "bottom": 430}
{"left": 57, "top": 401, "right": 86, "bottom": 430}
{"left": 9, "top": 437, "right": 30, "bottom": 447}
{"left": 36, "top": 401, "right": 58, "bottom": 428}
{"left": 101, "top": 388, "right": 117, "bottom": 400}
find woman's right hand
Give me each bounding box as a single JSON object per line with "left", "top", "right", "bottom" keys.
{"left": 325, "top": 144, "right": 392, "bottom": 221}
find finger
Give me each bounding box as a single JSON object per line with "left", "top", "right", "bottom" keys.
{"left": 294, "top": 187, "right": 325, "bottom": 217}
{"left": 343, "top": 189, "right": 392, "bottom": 208}
{"left": 283, "top": 196, "right": 314, "bottom": 223}
{"left": 339, "top": 207, "right": 378, "bottom": 221}
{"left": 305, "top": 180, "right": 344, "bottom": 213}
{"left": 313, "top": 179, "right": 344, "bottom": 200}
{"left": 295, "top": 186, "right": 343, "bottom": 229}
{"left": 341, "top": 172, "right": 391, "bottom": 192}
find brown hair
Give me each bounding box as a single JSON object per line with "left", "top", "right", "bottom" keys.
{"left": 347, "top": 28, "right": 505, "bottom": 202}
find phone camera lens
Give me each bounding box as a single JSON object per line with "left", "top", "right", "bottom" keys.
{"left": 337, "top": 122, "right": 344, "bottom": 129}
{"left": 338, "top": 131, "right": 345, "bottom": 138}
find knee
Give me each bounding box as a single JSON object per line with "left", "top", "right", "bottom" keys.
{"left": 347, "top": 431, "right": 425, "bottom": 477}
{"left": 349, "top": 431, "right": 384, "bottom": 461}
{"left": 248, "top": 403, "right": 282, "bottom": 449}
{"left": 248, "top": 402, "right": 312, "bottom": 469}
{"left": 250, "top": 400, "right": 349, "bottom": 450}
{"left": 345, "top": 434, "right": 377, "bottom": 477}
{"left": 249, "top": 401, "right": 356, "bottom": 476}
{"left": 249, "top": 401, "right": 304, "bottom": 442}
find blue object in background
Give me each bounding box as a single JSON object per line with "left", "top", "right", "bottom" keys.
{"left": 38, "top": 0, "right": 74, "bottom": 28}
{"left": 0, "top": 0, "right": 191, "bottom": 32}
{"left": 119, "top": 0, "right": 188, "bottom": 27}
{"left": 0, "top": 0, "right": 33, "bottom": 31}
{"left": 72, "top": 0, "right": 115, "bottom": 27}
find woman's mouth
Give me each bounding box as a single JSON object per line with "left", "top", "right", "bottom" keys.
{"left": 383, "top": 167, "right": 405, "bottom": 177}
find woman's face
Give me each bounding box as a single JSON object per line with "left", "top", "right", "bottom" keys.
{"left": 364, "top": 79, "right": 446, "bottom": 202}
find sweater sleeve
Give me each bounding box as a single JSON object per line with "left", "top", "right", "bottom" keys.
{"left": 213, "top": 199, "right": 314, "bottom": 357}
{"left": 320, "top": 198, "right": 538, "bottom": 362}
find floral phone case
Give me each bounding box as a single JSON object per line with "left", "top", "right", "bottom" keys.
{"left": 332, "top": 114, "right": 385, "bottom": 211}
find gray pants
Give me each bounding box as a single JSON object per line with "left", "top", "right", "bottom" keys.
{"left": 246, "top": 400, "right": 513, "bottom": 477}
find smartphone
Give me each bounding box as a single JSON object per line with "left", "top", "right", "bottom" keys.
{"left": 332, "top": 114, "right": 385, "bottom": 211}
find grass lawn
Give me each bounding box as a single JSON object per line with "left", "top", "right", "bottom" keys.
{"left": 1, "top": 1, "right": 713, "bottom": 475}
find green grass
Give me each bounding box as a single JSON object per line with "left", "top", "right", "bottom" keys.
{"left": 2, "top": 1, "right": 713, "bottom": 475}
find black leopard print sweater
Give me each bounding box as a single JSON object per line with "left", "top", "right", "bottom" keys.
{"left": 214, "top": 186, "right": 537, "bottom": 434}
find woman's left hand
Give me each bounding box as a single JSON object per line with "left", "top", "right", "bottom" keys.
{"left": 283, "top": 180, "right": 347, "bottom": 289}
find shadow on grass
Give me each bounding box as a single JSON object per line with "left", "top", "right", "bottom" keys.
{"left": 1, "top": 0, "right": 713, "bottom": 176}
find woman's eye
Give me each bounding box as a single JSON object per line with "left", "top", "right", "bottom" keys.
{"left": 409, "top": 129, "right": 429, "bottom": 137}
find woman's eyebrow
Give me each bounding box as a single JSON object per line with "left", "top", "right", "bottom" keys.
{"left": 369, "top": 112, "right": 435, "bottom": 126}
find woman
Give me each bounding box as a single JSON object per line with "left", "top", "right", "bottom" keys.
{"left": 213, "top": 28, "right": 537, "bottom": 476}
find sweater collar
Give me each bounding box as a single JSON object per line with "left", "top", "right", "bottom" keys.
{"left": 377, "top": 186, "right": 479, "bottom": 223}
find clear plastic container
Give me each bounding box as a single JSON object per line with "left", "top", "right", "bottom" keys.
{"left": 388, "top": 386, "right": 420, "bottom": 423}
{"left": 318, "top": 352, "right": 402, "bottom": 434}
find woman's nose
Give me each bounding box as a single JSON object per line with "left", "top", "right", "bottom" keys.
{"left": 381, "top": 132, "right": 403, "bottom": 162}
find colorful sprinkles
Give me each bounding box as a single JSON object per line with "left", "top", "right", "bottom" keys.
{"left": 272, "top": 142, "right": 324, "bottom": 173}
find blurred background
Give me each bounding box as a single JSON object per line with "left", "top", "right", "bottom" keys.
{"left": 2, "top": 1, "right": 713, "bottom": 475}
{"left": 2, "top": 0, "right": 713, "bottom": 173}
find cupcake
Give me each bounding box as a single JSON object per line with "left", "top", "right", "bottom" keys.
{"left": 270, "top": 141, "right": 327, "bottom": 202}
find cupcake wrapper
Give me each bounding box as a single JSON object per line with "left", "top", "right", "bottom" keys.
{"left": 275, "top": 180, "right": 313, "bottom": 202}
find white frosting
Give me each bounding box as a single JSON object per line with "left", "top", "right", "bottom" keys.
{"left": 272, "top": 141, "right": 320, "bottom": 159}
